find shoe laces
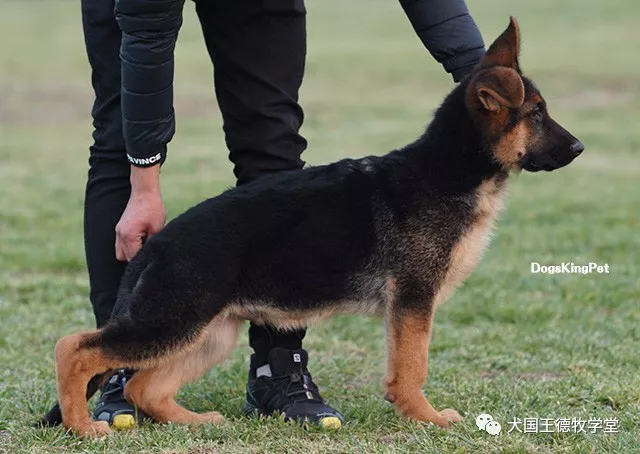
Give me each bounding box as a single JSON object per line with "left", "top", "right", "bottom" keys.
{"left": 99, "top": 369, "right": 133, "bottom": 403}
{"left": 259, "top": 371, "right": 324, "bottom": 411}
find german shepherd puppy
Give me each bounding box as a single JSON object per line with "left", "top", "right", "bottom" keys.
{"left": 51, "top": 18, "right": 583, "bottom": 437}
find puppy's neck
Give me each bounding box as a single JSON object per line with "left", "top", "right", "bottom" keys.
{"left": 404, "top": 84, "right": 507, "bottom": 194}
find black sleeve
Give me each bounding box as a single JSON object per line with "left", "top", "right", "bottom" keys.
{"left": 115, "top": 0, "right": 185, "bottom": 167}
{"left": 399, "top": 0, "right": 485, "bottom": 82}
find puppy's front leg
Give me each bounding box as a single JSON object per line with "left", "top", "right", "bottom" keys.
{"left": 384, "top": 305, "right": 462, "bottom": 428}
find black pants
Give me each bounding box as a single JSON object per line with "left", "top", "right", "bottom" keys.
{"left": 82, "top": 0, "right": 307, "bottom": 364}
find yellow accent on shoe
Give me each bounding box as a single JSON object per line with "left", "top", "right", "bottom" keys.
{"left": 112, "top": 414, "right": 136, "bottom": 430}
{"left": 319, "top": 416, "right": 342, "bottom": 429}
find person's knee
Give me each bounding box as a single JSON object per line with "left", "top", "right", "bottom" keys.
{"left": 226, "top": 114, "right": 307, "bottom": 184}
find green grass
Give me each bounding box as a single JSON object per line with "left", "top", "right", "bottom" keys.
{"left": 1, "top": 0, "right": 639, "bottom": 452}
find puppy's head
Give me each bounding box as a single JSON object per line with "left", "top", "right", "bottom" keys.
{"left": 465, "top": 17, "right": 584, "bottom": 172}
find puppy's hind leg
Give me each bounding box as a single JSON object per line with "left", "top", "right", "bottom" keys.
{"left": 55, "top": 320, "right": 205, "bottom": 437}
{"left": 124, "top": 316, "right": 243, "bottom": 426}
{"left": 37, "top": 372, "right": 112, "bottom": 428}
{"left": 54, "top": 331, "right": 117, "bottom": 437}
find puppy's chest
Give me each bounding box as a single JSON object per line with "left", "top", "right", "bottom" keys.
{"left": 437, "top": 180, "right": 507, "bottom": 303}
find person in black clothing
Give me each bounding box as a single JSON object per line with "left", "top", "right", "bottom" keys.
{"left": 81, "top": 0, "right": 485, "bottom": 428}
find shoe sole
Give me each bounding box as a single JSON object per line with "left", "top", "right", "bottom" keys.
{"left": 244, "top": 401, "right": 342, "bottom": 429}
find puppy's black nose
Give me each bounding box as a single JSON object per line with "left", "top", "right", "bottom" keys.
{"left": 570, "top": 140, "right": 584, "bottom": 156}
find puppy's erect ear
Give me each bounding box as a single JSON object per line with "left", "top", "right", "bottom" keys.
{"left": 479, "top": 16, "right": 521, "bottom": 71}
{"left": 473, "top": 66, "right": 525, "bottom": 111}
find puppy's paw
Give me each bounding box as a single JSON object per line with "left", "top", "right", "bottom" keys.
{"left": 434, "top": 408, "right": 463, "bottom": 428}
{"left": 192, "top": 411, "right": 225, "bottom": 426}
{"left": 74, "top": 420, "right": 113, "bottom": 438}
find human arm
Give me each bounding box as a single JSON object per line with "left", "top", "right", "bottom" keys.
{"left": 112, "top": 0, "right": 184, "bottom": 260}
{"left": 398, "top": 0, "right": 485, "bottom": 81}
{"left": 115, "top": 0, "right": 185, "bottom": 167}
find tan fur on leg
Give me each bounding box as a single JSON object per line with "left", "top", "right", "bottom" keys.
{"left": 384, "top": 311, "right": 462, "bottom": 428}
{"left": 124, "top": 317, "right": 242, "bottom": 425}
{"left": 55, "top": 331, "right": 114, "bottom": 437}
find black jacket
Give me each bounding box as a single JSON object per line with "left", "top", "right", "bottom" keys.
{"left": 115, "top": 0, "right": 485, "bottom": 167}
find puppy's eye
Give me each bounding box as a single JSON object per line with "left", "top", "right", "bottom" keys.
{"left": 530, "top": 108, "right": 544, "bottom": 122}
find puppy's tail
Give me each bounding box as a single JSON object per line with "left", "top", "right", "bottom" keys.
{"left": 110, "top": 248, "right": 155, "bottom": 319}
{"left": 35, "top": 371, "right": 110, "bottom": 427}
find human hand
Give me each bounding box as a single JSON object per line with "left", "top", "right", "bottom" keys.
{"left": 115, "top": 166, "right": 166, "bottom": 261}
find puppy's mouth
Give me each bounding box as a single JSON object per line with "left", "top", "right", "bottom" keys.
{"left": 521, "top": 161, "right": 550, "bottom": 172}
{"left": 520, "top": 154, "right": 567, "bottom": 172}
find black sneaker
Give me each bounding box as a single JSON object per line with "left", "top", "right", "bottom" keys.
{"left": 244, "top": 348, "right": 343, "bottom": 429}
{"left": 93, "top": 369, "right": 146, "bottom": 429}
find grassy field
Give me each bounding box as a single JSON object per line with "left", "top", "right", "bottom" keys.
{"left": 1, "top": 0, "right": 639, "bottom": 452}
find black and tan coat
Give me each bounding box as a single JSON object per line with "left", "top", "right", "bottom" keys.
{"left": 45, "top": 18, "right": 583, "bottom": 437}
